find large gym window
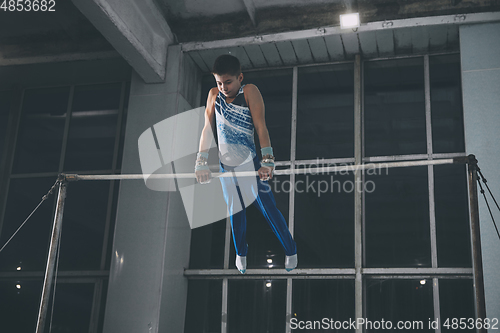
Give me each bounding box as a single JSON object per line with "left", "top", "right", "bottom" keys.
{"left": 187, "top": 53, "right": 471, "bottom": 333}
{"left": 0, "top": 80, "right": 129, "bottom": 332}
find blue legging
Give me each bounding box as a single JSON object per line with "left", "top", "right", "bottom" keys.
{"left": 219, "top": 156, "right": 297, "bottom": 257}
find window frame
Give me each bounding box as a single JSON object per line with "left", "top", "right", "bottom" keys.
{"left": 0, "top": 81, "right": 129, "bottom": 333}
{"left": 185, "top": 51, "right": 473, "bottom": 333}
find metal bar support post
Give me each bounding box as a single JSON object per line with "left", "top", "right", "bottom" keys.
{"left": 466, "top": 154, "right": 487, "bottom": 332}
{"left": 35, "top": 179, "right": 67, "bottom": 333}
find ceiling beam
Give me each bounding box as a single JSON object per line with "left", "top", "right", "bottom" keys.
{"left": 71, "top": 0, "right": 174, "bottom": 83}
{"left": 181, "top": 11, "right": 500, "bottom": 52}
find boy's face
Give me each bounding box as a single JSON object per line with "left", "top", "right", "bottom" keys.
{"left": 213, "top": 73, "right": 243, "bottom": 99}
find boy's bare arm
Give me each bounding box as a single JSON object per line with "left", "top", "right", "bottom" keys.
{"left": 196, "top": 87, "right": 217, "bottom": 184}
{"left": 245, "top": 84, "right": 274, "bottom": 181}
{"left": 198, "top": 87, "right": 218, "bottom": 152}
{"left": 244, "top": 84, "right": 271, "bottom": 149}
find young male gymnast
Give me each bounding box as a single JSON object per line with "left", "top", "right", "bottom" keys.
{"left": 195, "top": 54, "right": 297, "bottom": 274}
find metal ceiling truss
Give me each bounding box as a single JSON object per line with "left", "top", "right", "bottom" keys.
{"left": 181, "top": 11, "right": 500, "bottom": 52}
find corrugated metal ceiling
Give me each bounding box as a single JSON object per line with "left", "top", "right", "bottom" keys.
{"left": 187, "top": 25, "right": 459, "bottom": 72}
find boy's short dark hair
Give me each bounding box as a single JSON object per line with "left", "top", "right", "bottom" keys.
{"left": 212, "top": 54, "right": 241, "bottom": 77}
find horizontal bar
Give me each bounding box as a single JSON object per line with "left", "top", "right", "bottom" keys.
{"left": 295, "top": 157, "right": 355, "bottom": 166}
{"left": 362, "top": 268, "right": 473, "bottom": 275}
{"left": 366, "top": 275, "right": 473, "bottom": 280}
{"left": 64, "top": 158, "right": 459, "bottom": 181}
{"left": 184, "top": 267, "right": 473, "bottom": 278}
{"left": 0, "top": 270, "right": 110, "bottom": 279}
{"left": 364, "top": 152, "right": 467, "bottom": 163}
{"left": 45, "top": 277, "right": 103, "bottom": 284}
{"left": 362, "top": 51, "right": 459, "bottom": 63}
{"left": 363, "top": 154, "right": 429, "bottom": 162}
{"left": 432, "top": 152, "right": 467, "bottom": 159}
{"left": 185, "top": 274, "right": 473, "bottom": 280}
{"left": 180, "top": 12, "right": 500, "bottom": 52}
{"left": 186, "top": 275, "right": 357, "bottom": 280}
{"left": 184, "top": 268, "right": 356, "bottom": 276}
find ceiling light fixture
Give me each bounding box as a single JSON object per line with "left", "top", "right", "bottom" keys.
{"left": 340, "top": 13, "right": 360, "bottom": 29}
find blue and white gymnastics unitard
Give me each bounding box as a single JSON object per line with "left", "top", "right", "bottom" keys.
{"left": 215, "top": 85, "right": 297, "bottom": 258}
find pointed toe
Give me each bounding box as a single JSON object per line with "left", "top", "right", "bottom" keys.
{"left": 285, "top": 254, "right": 297, "bottom": 272}
{"left": 236, "top": 255, "right": 247, "bottom": 274}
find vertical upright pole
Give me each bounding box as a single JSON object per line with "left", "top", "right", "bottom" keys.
{"left": 286, "top": 65, "right": 298, "bottom": 333}
{"left": 424, "top": 55, "right": 442, "bottom": 333}
{"left": 36, "top": 180, "right": 67, "bottom": 333}
{"left": 221, "top": 278, "right": 228, "bottom": 333}
{"left": 467, "top": 154, "right": 487, "bottom": 332}
{"left": 354, "top": 54, "right": 363, "bottom": 333}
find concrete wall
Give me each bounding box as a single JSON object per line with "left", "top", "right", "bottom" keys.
{"left": 103, "top": 45, "right": 201, "bottom": 333}
{"left": 460, "top": 22, "right": 500, "bottom": 324}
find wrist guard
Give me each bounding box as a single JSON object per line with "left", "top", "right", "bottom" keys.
{"left": 195, "top": 152, "right": 210, "bottom": 171}
{"left": 260, "top": 147, "right": 275, "bottom": 168}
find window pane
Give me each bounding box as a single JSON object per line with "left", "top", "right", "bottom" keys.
{"left": 229, "top": 176, "right": 291, "bottom": 270}
{"left": 365, "top": 166, "right": 431, "bottom": 267}
{"left": 13, "top": 87, "right": 70, "bottom": 173}
{"left": 72, "top": 83, "right": 122, "bottom": 112}
{"left": 0, "top": 279, "right": 43, "bottom": 332}
{"left": 184, "top": 279, "right": 222, "bottom": 333}
{"left": 364, "top": 58, "right": 426, "bottom": 157}
{"left": 98, "top": 280, "right": 109, "bottom": 332}
{"left": 43, "top": 283, "right": 94, "bottom": 333}
{"left": 297, "top": 63, "right": 355, "bottom": 160}
{"left": 115, "top": 81, "right": 130, "bottom": 171}
{"left": 64, "top": 84, "right": 122, "bottom": 171}
{"left": 22, "top": 86, "right": 70, "bottom": 116}
{"left": 434, "top": 164, "right": 472, "bottom": 267}
{"left": 430, "top": 54, "right": 465, "bottom": 153}
{"left": 292, "top": 279, "right": 355, "bottom": 332}
{"left": 200, "top": 74, "right": 214, "bottom": 106}
{"left": 200, "top": 69, "right": 293, "bottom": 161}
{"left": 104, "top": 182, "right": 120, "bottom": 270}
{"left": 188, "top": 219, "right": 225, "bottom": 269}
{"left": 63, "top": 111, "right": 118, "bottom": 171}
{"left": 0, "top": 177, "right": 56, "bottom": 271}
{"left": 439, "top": 279, "right": 475, "bottom": 332}
{"left": 228, "top": 279, "right": 286, "bottom": 333}
{"left": 294, "top": 173, "right": 355, "bottom": 268}
{"left": 0, "top": 90, "right": 11, "bottom": 160}
{"left": 244, "top": 69, "right": 293, "bottom": 161}
{"left": 366, "top": 279, "right": 434, "bottom": 332}
{"left": 59, "top": 181, "right": 110, "bottom": 270}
